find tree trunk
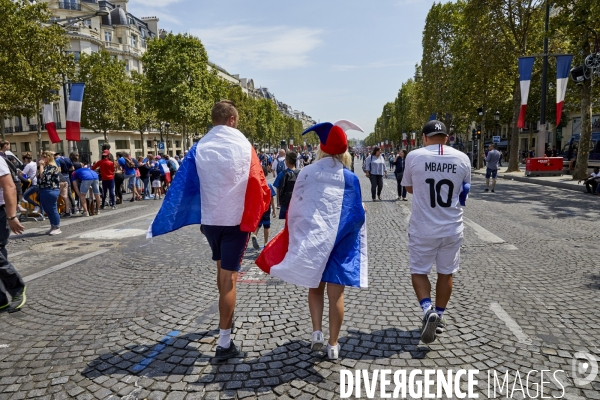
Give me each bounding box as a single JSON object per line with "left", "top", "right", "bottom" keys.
{"left": 103, "top": 129, "right": 108, "bottom": 143}
{"left": 573, "top": 77, "right": 592, "bottom": 180}
{"left": 0, "top": 117, "right": 5, "bottom": 141}
{"left": 140, "top": 128, "right": 145, "bottom": 157}
{"left": 36, "top": 108, "right": 43, "bottom": 157}
{"left": 478, "top": 115, "right": 486, "bottom": 170}
{"left": 183, "top": 121, "right": 187, "bottom": 154}
{"left": 507, "top": 78, "right": 521, "bottom": 172}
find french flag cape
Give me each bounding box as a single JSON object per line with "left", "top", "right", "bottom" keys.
{"left": 147, "top": 125, "right": 270, "bottom": 238}
{"left": 256, "top": 158, "right": 368, "bottom": 289}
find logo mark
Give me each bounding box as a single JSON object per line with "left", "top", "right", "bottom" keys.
{"left": 435, "top": 123, "right": 442, "bottom": 131}
{"left": 572, "top": 351, "right": 598, "bottom": 386}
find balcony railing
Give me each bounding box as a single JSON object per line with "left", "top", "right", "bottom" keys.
{"left": 14, "top": 126, "right": 23, "bottom": 133}
{"left": 29, "top": 124, "right": 38, "bottom": 131}
{"left": 58, "top": 2, "right": 82, "bottom": 11}
{"left": 5, "top": 127, "right": 13, "bottom": 134}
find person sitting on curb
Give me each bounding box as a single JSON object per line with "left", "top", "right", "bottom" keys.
{"left": 579, "top": 167, "right": 600, "bottom": 194}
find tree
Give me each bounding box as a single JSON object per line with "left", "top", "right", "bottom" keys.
{"left": 553, "top": 0, "right": 600, "bottom": 179}
{"left": 143, "top": 33, "right": 217, "bottom": 152}
{"left": 128, "top": 71, "right": 156, "bottom": 157}
{"left": 76, "top": 50, "right": 132, "bottom": 143}
{"left": 0, "top": 0, "right": 74, "bottom": 151}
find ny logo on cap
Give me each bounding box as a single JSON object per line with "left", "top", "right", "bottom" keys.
{"left": 435, "top": 123, "right": 442, "bottom": 131}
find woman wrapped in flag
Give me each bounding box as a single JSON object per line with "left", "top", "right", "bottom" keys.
{"left": 256, "top": 120, "right": 368, "bottom": 360}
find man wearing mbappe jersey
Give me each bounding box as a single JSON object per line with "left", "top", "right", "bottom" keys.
{"left": 402, "top": 120, "right": 471, "bottom": 345}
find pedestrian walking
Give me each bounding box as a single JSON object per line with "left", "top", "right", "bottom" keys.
{"left": 150, "top": 164, "right": 162, "bottom": 199}
{"left": 365, "top": 147, "right": 388, "bottom": 201}
{"left": 38, "top": 151, "right": 62, "bottom": 235}
{"left": 148, "top": 101, "right": 271, "bottom": 360}
{"left": 273, "top": 152, "right": 299, "bottom": 219}
{"left": 272, "top": 149, "right": 286, "bottom": 179}
{"left": 484, "top": 144, "right": 502, "bottom": 192}
{"left": 0, "top": 154, "right": 26, "bottom": 313}
{"left": 394, "top": 149, "right": 408, "bottom": 201}
{"left": 137, "top": 156, "right": 151, "bottom": 199}
{"left": 21, "top": 152, "right": 41, "bottom": 214}
{"left": 251, "top": 183, "right": 276, "bottom": 250}
{"left": 402, "top": 120, "right": 471, "bottom": 344}
{"left": 256, "top": 120, "right": 367, "bottom": 360}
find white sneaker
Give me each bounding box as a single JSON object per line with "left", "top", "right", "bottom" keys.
{"left": 33, "top": 206, "right": 41, "bottom": 214}
{"left": 327, "top": 343, "right": 340, "bottom": 360}
{"left": 311, "top": 331, "right": 324, "bottom": 351}
{"left": 18, "top": 205, "right": 27, "bottom": 212}
{"left": 83, "top": 211, "right": 89, "bottom": 217}
{"left": 49, "top": 228, "right": 62, "bottom": 235}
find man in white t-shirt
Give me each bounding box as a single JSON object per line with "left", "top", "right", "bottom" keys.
{"left": 271, "top": 149, "right": 286, "bottom": 178}
{"left": 0, "top": 156, "right": 26, "bottom": 313}
{"left": 402, "top": 120, "right": 471, "bottom": 344}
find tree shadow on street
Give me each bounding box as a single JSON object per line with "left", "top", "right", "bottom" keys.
{"left": 81, "top": 327, "right": 426, "bottom": 394}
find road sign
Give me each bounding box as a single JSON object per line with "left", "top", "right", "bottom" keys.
{"left": 449, "top": 135, "right": 455, "bottom": 144}
{"left": 158, "top": 142, "right": 165, "bottom": 150}
{"left": 493, "top": 136, "right": 501, "bottom": 143}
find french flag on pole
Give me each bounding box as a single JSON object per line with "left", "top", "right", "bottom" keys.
{"left": 66, "top": 83, "right": 85, "bottom": 141}
{"left": 517, "top": 57, "right": 535, "bottom": 129}
{"left": 43, "top": 104, "right": 61, "bottom": 144}
{"left": 147, "top": 125, "right": 270, "bottom": 238}
{"left": 556, "top": 55, "right": 573, "bottom": 126}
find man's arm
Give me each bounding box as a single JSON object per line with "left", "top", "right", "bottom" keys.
{"left": 0, "top": 174, "right": 24, "bottom": 234}
{"left": 405, "top": 186, "right": 413, "bottom": 194}
{"left": 72, "top": 179, "right": 81, "bottom": 196}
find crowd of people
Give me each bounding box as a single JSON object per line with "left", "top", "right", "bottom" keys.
{"left": 0, "top": 139, "right": 186, "bottom": 236}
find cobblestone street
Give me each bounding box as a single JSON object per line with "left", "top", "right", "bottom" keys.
{"left": 1, "top": 162, "right": 599, "bottom": 399}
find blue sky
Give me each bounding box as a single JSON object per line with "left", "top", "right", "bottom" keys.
{"left": 129, "top": 0, "right": 436, "bottom": 139}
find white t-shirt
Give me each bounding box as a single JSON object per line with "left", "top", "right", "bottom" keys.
{"left": 23, "top": 161, "right": 37, "bottom": 186}
{"left": 402, "top": 144, "right": 471, "bottom": 238}
{"left": 0, "top": 157, "right": 12, "bottom": 206}
{"left": 272, "top": 157, "right": 285, "bottom": 173}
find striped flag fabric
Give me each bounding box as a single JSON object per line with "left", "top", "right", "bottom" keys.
{"left": 147, "top": 125, "right": 270, "bottom": 238}
{"left": 556, "top": 55, "right": 573, "bottom": 126}
{"left": 43, "top": 104, "right": 61, "bottom": 143}
{"left": 517, "top": 57, "right": 535, "bottom": 129}
{"left": 255, "top": 158, "right": 368, "bottom": 289}
{"left": 66, "top": 83, "right": 85, "bottom": 141}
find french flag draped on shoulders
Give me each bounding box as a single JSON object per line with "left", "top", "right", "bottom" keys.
{"left": 148, "top": 125, "right": 270, "bottom": 238}
{"left": 256, "top": 120, "right": 368, "bottom": 289}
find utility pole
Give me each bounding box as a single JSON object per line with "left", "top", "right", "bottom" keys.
{"left": 537, "top": 0, "right": 551, "bottom": 159}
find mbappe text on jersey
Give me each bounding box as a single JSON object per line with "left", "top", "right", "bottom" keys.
{"left": 339, "top": 368, "right": 567, "bottom": 398}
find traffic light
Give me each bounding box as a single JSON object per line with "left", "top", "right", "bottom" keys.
{"left": 472, "top": 129, "right": 477, "bottom": 141}
{"left": 476, "top": 128, "right": 482, "bottom": 139}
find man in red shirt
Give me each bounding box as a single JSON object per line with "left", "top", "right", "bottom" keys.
{"left": 92, "top": 150, "right": 117, "bottom": 209}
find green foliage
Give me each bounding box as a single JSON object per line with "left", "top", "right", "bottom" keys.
{"left": 0, "top": 0, "right": 74, "bottom": 148}
{"left": 76, "top": 50, "right": 132, "bottom": 141}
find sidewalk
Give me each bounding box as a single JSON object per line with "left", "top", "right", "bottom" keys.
{"left": 472, "top": 166, "right": 586, "bottom": 192}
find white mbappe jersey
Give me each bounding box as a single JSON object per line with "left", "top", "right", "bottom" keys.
{"left": 402, "top": 144, "right": 471, "bottom": 238}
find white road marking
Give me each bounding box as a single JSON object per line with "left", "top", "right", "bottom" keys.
{"left": 0, "top": 344, "right": 9, "bottom": 348}
{"left": 463, "top": 217, "right": 510, "bottom": 245}
{"left": 23, "top": 249, "right": 110, "bottom": 282}
{"left": 14, "top": 205, "right": 148, "bottom": 236}
{"left": 66, "top": 214, "right": 152, "bottom": 239}
{"left": 8, "top": 250, "right": 28, "bottom": 258}
{"left": 490, "top": 302, "right": 532, "bottom": 345}
{"left": 78, "top": 229, "right": 147, "bottom": 240}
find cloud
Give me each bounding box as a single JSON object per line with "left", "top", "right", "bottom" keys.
{"left": 190, "top": 25, "right": 323, "bottom": 70}
{"left": 129, "top": 0, "right": 183, "bottom": 7}
{"left": 332, "top": 60, "right": 413, "bottom": 72}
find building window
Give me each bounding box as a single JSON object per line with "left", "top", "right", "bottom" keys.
{"left": 146, "top": 140, "right": 153, "bottom": 149}
{"left": 134, "top": 140, "right": 141, "bottom": 149}
{"left": 67, "top": 51, "right": 81, "bottom": 62}
{"left": 84, "top": 19, "right": 92, "bottom": 28}
{"left": 125, "top": 62, "right": 129, "bottom": 72}
{"left": 115, "top": 140, "right": 129, "bottom": 149}
{"left": 135, "top": 151, "right": 142, "bottom": 159}
{"left": 10, "top": 143, "right": 16, "bottom": 152}
{"left": 56, "top": 141, "right": 64, "bottom": 153}
{"left": 42, "top": 141, "right": 51, "bottom": 151}
{"left": 117, "top": 37, "right": 122, "bottom": 44}
{"left": 104, "top": 31, "right": 112, "bottom": 42}
{"left": 21, "top": 143, "right": 31, "bottom": 152}
{"left": 175, "top": 141, "right": 180, "bottom": 148}
{"left": 130, "top": 35, "right": 137, "bottom": 47}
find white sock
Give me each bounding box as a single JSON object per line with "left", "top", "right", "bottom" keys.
{"left": 218, "top": 329, "right": 231, "bottom": 348}
{"left": 420, "top": 298, "right": 432, "bottom": 316}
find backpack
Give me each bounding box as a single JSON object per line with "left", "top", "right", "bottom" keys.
{"left": 279, "top": 170, "right": 299, "bottom": 206}
{"left": 125, "top": 158, "right": 135, "bottom": 169}
{"left": 276, "top": 158, "right": 286, "bottom": 175}
{"left": 167, "top": 160, "right": 176, "bottom": 174}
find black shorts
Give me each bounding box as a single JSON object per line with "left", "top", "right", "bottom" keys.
{"left": 202, "top": 225, "right": 250, "bottom": 272}
{"left": 258, "top": 210, "right": 271, "bottom": 229}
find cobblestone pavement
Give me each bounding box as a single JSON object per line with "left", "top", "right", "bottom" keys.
{"left": 1, "top": 161, "right": 599, "bottom": 399}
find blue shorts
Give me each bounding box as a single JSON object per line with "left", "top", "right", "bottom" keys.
{"left": 485, "top": 168, "right": 498, "bottom": 179}
{"left": 202, "top": 225, "right": 250, "bottom": 272}
{"left": 79, "top": 179, "right": 100, "bottom": 196}
{"left": 258, "top": 210, "right": 271, "bottom": 229}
